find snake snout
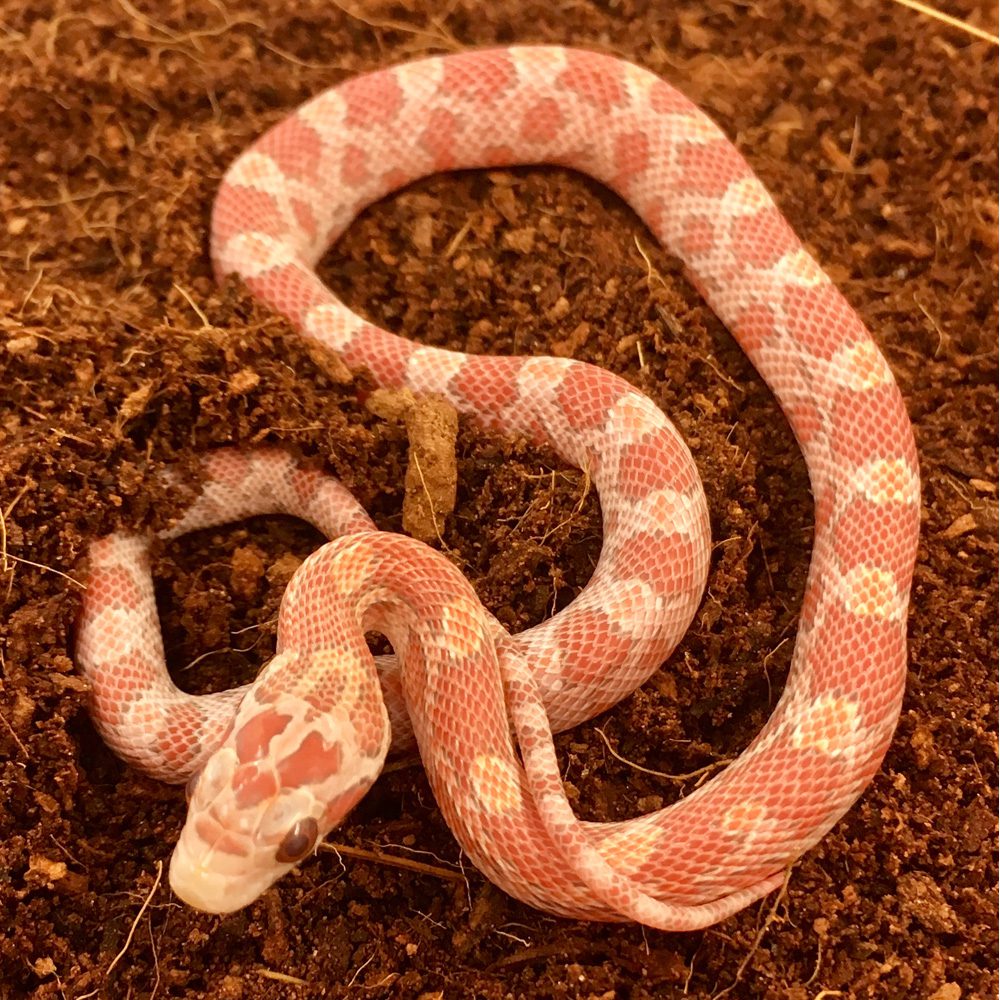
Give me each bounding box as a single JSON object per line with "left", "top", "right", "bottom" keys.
{"left": 170, "top": 688, "right": 390, "bottom": 912}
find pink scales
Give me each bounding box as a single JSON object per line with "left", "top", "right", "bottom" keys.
{"left": 76, "top": 46, "right": 919, "bottom": 930}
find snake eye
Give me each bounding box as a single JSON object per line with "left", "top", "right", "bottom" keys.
{"left": 275, "top": 817, "right": 319, "bottom": 864}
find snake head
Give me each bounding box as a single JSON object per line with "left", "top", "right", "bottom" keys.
{"left": 169, "top": 652, "right": 390, "bottom": 912}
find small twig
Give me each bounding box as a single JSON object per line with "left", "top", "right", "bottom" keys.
{"left": 634, "top": 235, "right": 668, "bottom": 289}
{"left": 761, "top": 636, "right": 791, "bottom": 707}
{"left": 443, "top": 218, "right": 473, "bottom": 259}
{"left": 345, "top": 951, "right": 375, "bottom": 988}
{"left": 106, "top": 861, "right": 163, "bottom": 978}
{"left": 175, "top": 647, "right": 234, "bottom": 673}
{"left": 520, "top": 468, "right": 581, "bottom": 483}
{"left": 328, "top": 0, "right": 460, "bottom": 49}
{"left": 594, "top": 727, "right": 732, "bottom": 781}
{"left": 805, "top": 925, "right": 825, "bottom": 986}
{"left": 319, "top": 842, "right": 465, "bottom": 881}
{"left": 2, "top": 553, "right": 86, "bottom": 589}
{"left": 700, "top": 352, "right": 742, "bottom": 392}
{"left": 913, "top": 293, "right": 948, "bottom": 356}
{"left": 457, "top": 852, "right": 473, "bottom": 911}
{"left": 257, "top": 968, "right": 309, "bottom": 986}
{"left": 711, "top": 867, "right": 793, "bottom": 999}
{"left": 380, "top": 755, "right": 421, "bottom": 774}
{"left": 17, "top": 268, "right": 44, "bottom": 315}
{"left": 494, "top": 929, "right": 530, "bottom": 946}
{"left": 172, "top": 283, "right": 210, "bottom": 327}
{"left": 115, "top": 0, "right": 185, "bottom": 40}
{"left": 258, "top": 38, "right": 352, "bottom": 69}
{"left": 0, "top": 707, "right": 28, "bottom": 759}
{"left": 888, "top": 0, "right": 999, "bottom": 44}
{"left": 379, "top": 841, "right": 458, "bottom": 869}
{"left": 540, "top": 465, "right": 592, "bottom": 544}
{"left": 13, "top": 183, "right": 131, "bottom": 209}
{"left": 0, "top": 482, "right": 30, "bottom": 577}
{"left": 409, "top": 451, "right": 447, "bottom": 547}
{"left": 684, "top": 944, "right": 699, "bottom": 993}
{"left": 0, "top": 502, "right": 9, "bottom": 583}
{"left": 147, "top": 913, "right": 161, "bottom": 1000}
{"left": 230, "top": 616, "right": 278, "bottom": 637}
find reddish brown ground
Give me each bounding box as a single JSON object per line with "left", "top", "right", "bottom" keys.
{"left": 0, "top": 2, "right": 996, "bottom": 998}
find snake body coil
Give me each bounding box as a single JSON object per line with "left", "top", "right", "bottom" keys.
{"left": 76, "top": 47, "right": 920, "bottom": 930}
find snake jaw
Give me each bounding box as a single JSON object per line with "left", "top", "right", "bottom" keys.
{"left": 169, "top": 815, "right": 291, "bottom": 913}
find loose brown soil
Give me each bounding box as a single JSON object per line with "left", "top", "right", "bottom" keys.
{"left": 1, "top": 2, "right": 996, "bottom": 998}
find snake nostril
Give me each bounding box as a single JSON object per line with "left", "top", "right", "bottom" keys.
{"left": 275, "top": 817, "right": 319, "bottom": 864}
